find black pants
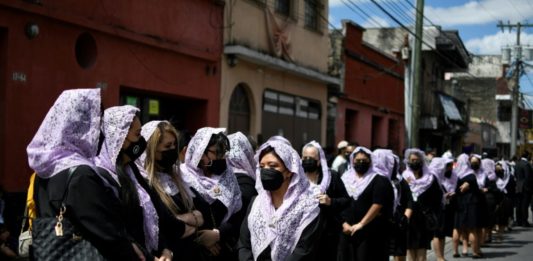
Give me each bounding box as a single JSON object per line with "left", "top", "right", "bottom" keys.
{"left": 516, "top": 192, "right": 532, "bottom": 225}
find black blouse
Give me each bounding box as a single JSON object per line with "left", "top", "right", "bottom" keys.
{"left": 34, "top": 165, "right": 139, "bottom": 261}
{"left": 341, "top": 174, "right": 394, "bottom": 234}
{"left": 238, "top": 197, "right": 324, "bottom": 261}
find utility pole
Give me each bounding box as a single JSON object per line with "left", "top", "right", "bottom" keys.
{"left": 498, "top": 21, "right": 533, "bottom": 157}
{"left": 410, "top": 0, "right": 424, "bottom": 148}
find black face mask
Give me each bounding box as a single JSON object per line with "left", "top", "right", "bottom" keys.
{"left": 471, "top": 163, "right": 480, "bottom": 171}
{"left": 408, "top": 162, "right": 422, "bottom": 171}
{"left": 122, "top": 137, "right": 147, "bottom": 162}
{"left": 207, "top": 159, "right": 227, "bottom": 175}
{"left": 444, "top": 170, "right": 452, "bottom": 178}
{"left": 260, "top": 168, "right": 285, "bottom": 191}
{"left": 496, "top": 169, "right": 504, "bottom": 178}
{"left": 157, "top": 148, "right": 179, "bottom": 171}
{"left": 302, "top": 159, "right": 319, "bottom": 173}
{"left": 353, "top": 162, "right": 370, "bottom": 174}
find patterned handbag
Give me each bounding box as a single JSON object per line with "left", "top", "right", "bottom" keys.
{"left": 31, "top": 167, "right": 106, "bottom": 261}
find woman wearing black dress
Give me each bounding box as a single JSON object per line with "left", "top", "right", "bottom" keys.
{"left": 29, "top": 89, "right": 147, "bottom": 260}
{"left": 238, "top": 138, "right": 324, "bottom": 261}
{"left": 373, "top": 149, "right": 413, "bottom": 261}
{"left": 301, "top": 141, "right": 350, "bottom": 260}
{"left": 454, "top": 154, "right": 484, "bottom": 258}
{"left": 494, "top": 161, "right": 515, "bottom": 241}
{"left": 339, "top": 147, "right": 394, "bottom": 261}
{"left": 481, "top": 158, "right": 500, "bottom": 244}
{"left": 180, "top": 128, "right": 243, "bottom": 260}
{"left": 402, "top": 149, "right": 443, "bottom": 261}
{"left": 139, "top": 120, "right": 208, "bottom": 260}
{"left": 428, "top": 157, "right": 456, "bottom": 261}
{"left": 95, "top": 106, "right": 174, "bottom": 260}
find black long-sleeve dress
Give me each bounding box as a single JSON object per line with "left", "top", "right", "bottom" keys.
{"left": 338, "top": 175, "right": 394, "bottom": 261}
{"left": 237, "top": 197, "right": 324, "bottom": 261}
{"left": 315, "top": 170, "right": 350, "bottom": 261}
{"left": 34, "top": 165, "right": 141, "bottom": 261}
{"left": 406, "top": 178, "right": 443, "bottom": 250}
{"left": 455, "top": 174, "right": 483, "bottom": 230}
{"left": 484, "top": 178, "right": 504, "bottom": 228}
{"left": 193, "top": 191, "right": 243, "bottom": 260}
{"left": 435, "top": 185, "right": 457, "bottom": 239}
{"left": 389, "top": 178, "right": 413, "bottom": 256}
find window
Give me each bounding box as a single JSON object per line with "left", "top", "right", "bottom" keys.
{"left": 276, "top": 0, "right": 291, "bottom": 16}
{"left": 263, "top": 89, "right": 320, "bottom": 119}
{"left": 304, "top": 0, "right": 321, "bottom": 31}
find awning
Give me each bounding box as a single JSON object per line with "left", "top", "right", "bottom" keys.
{"left": 439, "top": 94, "right": 463, "bottom": 122}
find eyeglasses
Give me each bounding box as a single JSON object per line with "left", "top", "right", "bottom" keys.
{"left": 353, "top": 159, "right": 370, "bottom": 164}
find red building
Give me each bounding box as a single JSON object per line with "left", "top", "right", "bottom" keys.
{"left": 332, "top": 21, "right": 405, "bottom": 153}
{"left": 0, "top": 0, "right": 224, "bottom": 192}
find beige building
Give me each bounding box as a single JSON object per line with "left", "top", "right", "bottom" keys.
{"left": 219, "top": 0, "right": 339, "bottom": 149}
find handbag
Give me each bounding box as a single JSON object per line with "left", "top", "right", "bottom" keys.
{"left": 31, "top": 166, "right": 106, "bottom": 261}
{"left": 18, "top": 205, "right": 32, "bottom": 257}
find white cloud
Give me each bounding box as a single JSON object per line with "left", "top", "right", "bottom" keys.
{"left": 465, "top": 31, "right": 533, "bottom": 54}
{"left": 361, "top": 15, "right": 390, "bottom": 28}
{"left": 426, "top": 0, "right": 533, "bottom": 27}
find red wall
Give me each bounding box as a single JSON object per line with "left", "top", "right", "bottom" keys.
{"left": 0, "top": 0, "right": 223, "bottom": 191}
{"left": 336, "top": 22, "right": 405, "bottom": 153}
{"left": 342, "top": 22, "right": 404, "bottom": 114}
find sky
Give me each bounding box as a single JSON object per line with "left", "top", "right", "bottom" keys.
{"left": 329, "top": 0, "right": 533, "bottom": 105}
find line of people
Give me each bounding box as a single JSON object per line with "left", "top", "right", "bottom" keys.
{"left": 23, "top": 88, "right": 518, "bottom": 261}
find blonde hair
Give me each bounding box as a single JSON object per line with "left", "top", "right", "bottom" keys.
{"left": 144, "top": 121, "right": 194, "bottom": 215}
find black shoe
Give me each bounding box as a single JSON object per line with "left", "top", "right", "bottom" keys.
{"left": 453, "top": 253, "right": 461, "bottom": 258}
{"left": 523, "top": 223, "right": 531, "bottom": 227}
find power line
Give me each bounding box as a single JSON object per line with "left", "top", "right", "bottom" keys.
{"left": 369, "top": 0, "right": 482, "bottom": 81}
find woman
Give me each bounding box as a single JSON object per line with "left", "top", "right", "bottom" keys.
{"left": 140, "top": 120, "right": 207, "bottom": 260}
{"left": 339, "top": 147, "right": 394, "bottom": 261}
{"left": 373, "top": 149, "right": 413, "bottom": 261}
{"left": 302, "top": 141, "right": 350, "bottom": 260}
{"left": 227, "top": 132, "right": 258, "bottom": 243}
{"left": 481, "top": 158, "right": 500, "bottom": 244}
{"left": 180, "top": 128, "right": 242, "bottom": 260}
{"left": 402, "top": 149, "right": 443, "bottom": 261}
{"left": 95, "top": 105, "right": 172, "bottom": 260}
{"left": 28, "top": 89, "right": 144, "bottom": 260}
{"left": 494, "top": 160, "right": 515, "bottom": 241}
{"left": 428, "top": 157, "right": 456, "bottom": 261}
{"left": 238, "top": 138, "right": 323, "bottom": 261}
{"left": 454, "top": 154, "right": 484, "bottom": 258}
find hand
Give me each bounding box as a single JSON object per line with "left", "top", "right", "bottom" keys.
{"left": 445, "top": 192, "right": 455, "bottom": 199}
{"left": 350, "top": 223, "right": 363, "bottom": 236}
{"left": 342, "top": 222, "right": 352, "bottom": 235}
{"left": 157, "top": 249, "right": 173, "bottom": 261}
{"left": 482, "top": 188, "right": 488, "bottom": 193}
{"left": 460, "top": 182, "right": 470, "bottom": 193}
{"left": 208, "top": 243, "right": 222, "bottom": 256}
{"left": 131, "top": 243, "right": 146, "bottom": 261}
{"left": 195, "top": 229, "right": 220, "bottom": 248}
{"left": 317, "top": 194, "right": 331, "bottom": 206}
{"left": 192, "top": 210, "right": 204, "bottom": 227}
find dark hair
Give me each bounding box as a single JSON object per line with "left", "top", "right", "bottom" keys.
{"left": 258, "top": 146, "right": 286, "bottom": 169}
{"left": 521, "top": 151, "right": 530, "bottom": 160}
{"left": 178, "top": 130, "right": 193, "bottom": 153}
{"left": 205, "top": 132, "right": 230, "bottom": 158}
{"left": 115, "top": 157, "right": 141, "bottom": 214}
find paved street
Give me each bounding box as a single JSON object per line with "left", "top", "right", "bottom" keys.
{"left": 427, "top": 216, "right": 533, "bottom": 260}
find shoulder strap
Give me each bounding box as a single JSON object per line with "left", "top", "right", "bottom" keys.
{"left": 60, "top": 166, "right": 79, "bottom": 207}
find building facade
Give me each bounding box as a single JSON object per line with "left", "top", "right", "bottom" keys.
{"left": 219, "top": 0, "right": 339, "bottom": 150}
{"left": 0, "top": 0, "right": 224, "bottom": 193}
{"left": 331, "top": 21, "right": 405, "bottom": 154}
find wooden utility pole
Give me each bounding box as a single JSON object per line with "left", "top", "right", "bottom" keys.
{"left": 498, "top": 21, "right": 533, "bottom": 157}
{"left": 410, "top": 0, "right": 424, "bottom": 148}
